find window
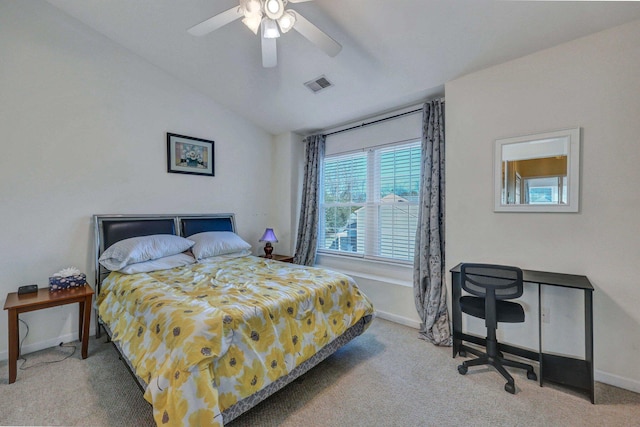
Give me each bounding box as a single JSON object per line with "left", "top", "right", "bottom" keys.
{"left": 524, "top": 176, "right": 567, "bottom": 204}
{"left": 319, "top": 141, "right": 421, "bottom": 263}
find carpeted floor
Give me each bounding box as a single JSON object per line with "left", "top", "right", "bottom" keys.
{"left": 1, "top": 318, "right": 639, "bottom": 426}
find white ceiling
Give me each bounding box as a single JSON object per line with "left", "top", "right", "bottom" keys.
{"left": 45, "top": 0, "right": 640, "bottom": 135}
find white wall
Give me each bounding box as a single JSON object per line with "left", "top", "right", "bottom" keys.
{"left": 446, "top": 19, "right": 640, "bottom": 392}
{"left": 0, "top": 1, "right": 274, "bottom": 358}
{"left": 268, "top": 132, "right": 304, "bottom": 256}
{"left": 316, "top": 254, "right": 421, "bottom": 328}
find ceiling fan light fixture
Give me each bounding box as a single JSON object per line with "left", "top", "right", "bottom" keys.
{"left": 264, "top": 0, "right": 284, "bottom": 20}
{"left": 242, "top": 14, "right": 263, "bottom": 34}
{"left": 240, "top": 0, "right": 262, "bottom": 15}
{"left": 277, "top": 10, "right": 296, "bottom": 33}
{"left": 262, "top": 18, "right": 280, "bottom": 39}
{"left": 188, "top": 0, "right": 342, "bottom": 68}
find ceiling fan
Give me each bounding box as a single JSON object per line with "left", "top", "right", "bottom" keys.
{"left": 188, "top": 0, "right": 342, "bottom": 68}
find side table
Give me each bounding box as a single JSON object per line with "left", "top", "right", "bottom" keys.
{"left": 261, "top": 254, "right": 294, "bottom": 263}
{"left": 3, "top": 285, "right": 94, "bottom": 384}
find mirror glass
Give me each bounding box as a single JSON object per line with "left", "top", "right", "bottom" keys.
{"left": 494, "top": 128, "right": 580, "bottom": 212}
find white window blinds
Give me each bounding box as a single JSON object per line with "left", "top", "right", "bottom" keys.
{"left": 319, "top": 140, "right": 421, "bottom": 262}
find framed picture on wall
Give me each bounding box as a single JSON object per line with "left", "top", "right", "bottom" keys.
{"left": 167, "top": 133, "right": 215, "bottom": 177}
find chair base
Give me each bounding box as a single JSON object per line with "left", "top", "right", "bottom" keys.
{"left": 458, "top": 347, "right": 537, "bottom": 394}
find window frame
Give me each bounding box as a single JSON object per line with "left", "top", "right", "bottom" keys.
{"left": 318, "top": 139, "right": 421, "bottom": 264}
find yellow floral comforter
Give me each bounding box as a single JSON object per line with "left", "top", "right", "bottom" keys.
{"left": 98, "top": 255, "right": 374, "bottom": 426}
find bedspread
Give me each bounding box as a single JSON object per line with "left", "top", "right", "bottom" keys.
{"left": 97, "top": 255, "right": 374, "bottom": 426}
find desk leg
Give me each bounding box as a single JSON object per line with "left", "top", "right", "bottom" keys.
{"left": 7, "top": 309, "right": 18, "bottom": 384}
{"left": 451, "top": 271, "right": 462, "bottom": 358}
{"left": 81, "top": 296, "right": 91, "bottom": 359}
{"left": 585, "top": 290, "right": 594, "bottom": 403}
{"left": 538, "top": 284, "right": 543, "bottom": 387}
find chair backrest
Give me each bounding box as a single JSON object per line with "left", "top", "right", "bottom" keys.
{"left": 460, "top": 263, "right": 523, "bottom": 300}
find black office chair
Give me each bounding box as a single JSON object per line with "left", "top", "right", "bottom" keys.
{"left": 457, "top": 263, "right": 537, "bottom": 394}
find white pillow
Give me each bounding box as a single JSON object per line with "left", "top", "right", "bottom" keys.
{"left": 119, "top": 253, "right": 196, "bottom": 274}
{"left": 189, "top": 231, "right": 251, "bottom": 260}
{"left": 99, "top": 234, "right": 194, "bottom": 271}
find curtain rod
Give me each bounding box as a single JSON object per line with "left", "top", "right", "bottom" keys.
{"left": 324, "top": 98, "right": 444, "bottom": 137}
{"left": 325, "top": 108, "right": 420, "bottom": 137}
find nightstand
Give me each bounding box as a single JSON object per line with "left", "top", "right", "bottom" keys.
{"left": 3, "top": 285, "right": 94, "bottom": 384}
{"left": 261, "top": 254, "right": 294, "bottom": 263}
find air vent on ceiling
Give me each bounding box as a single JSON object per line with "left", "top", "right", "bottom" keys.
{"left": 304, "top": 75, "right": 333, "bottom": 93}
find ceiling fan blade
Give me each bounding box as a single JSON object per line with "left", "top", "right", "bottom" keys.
{"left": 262, "top": 35, "right": 278, "bottom": 68}
{"left": 292, "top": 12, "right": 342, "bottom": 57}
{"left": 187, "top": 7, "right": 243, "bottom": 37}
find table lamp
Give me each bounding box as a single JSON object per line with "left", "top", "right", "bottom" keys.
{"left": 259, "top": 228, "right": 278, "bottom": 259}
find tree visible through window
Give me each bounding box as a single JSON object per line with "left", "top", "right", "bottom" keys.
{"left": 319, "top": 141, "right": 421, "bottom": 262}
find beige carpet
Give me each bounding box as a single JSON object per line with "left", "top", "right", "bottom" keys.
{"left": 1, "top": 318, "right": 638, "bottom": 426}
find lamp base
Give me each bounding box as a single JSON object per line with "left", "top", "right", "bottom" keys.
{"left": 264, "top": 242, "right": 274, "bottom": 259}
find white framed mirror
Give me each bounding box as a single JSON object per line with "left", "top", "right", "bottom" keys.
{"left": 494, "top": 128, "right": 581, "bottom": 212}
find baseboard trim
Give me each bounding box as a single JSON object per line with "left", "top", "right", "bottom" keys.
{"left": 0, "top": 327, "right": 96, "bottom": 362}
{"left": 595, "top": 369, "right": 640, "bottom": 394}
{"left": 375, "top": 310, "right": 421, "bottom": 329}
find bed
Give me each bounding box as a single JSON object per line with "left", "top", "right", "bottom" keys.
{"left": 93, "top": 214, "right": 374, "bottom": 427}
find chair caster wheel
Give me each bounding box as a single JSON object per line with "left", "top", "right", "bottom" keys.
{"left": 527, "top": 371, "right": 537, "bottom": 381}
{"left": 458, "top": 364, "right": 468, "bottom": 375}
{"left": 505, "top": 382, "right": 516, "bottom": 394}
{"left": 458, "top": 350, "right": 467, "bottom": 357}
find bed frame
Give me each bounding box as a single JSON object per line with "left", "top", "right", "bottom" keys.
{"left": 92, "top": 213, "right": 372, "bottom": 424}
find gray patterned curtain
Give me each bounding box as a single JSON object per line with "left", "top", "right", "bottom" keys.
{"left": 293, "top": 134, "right": 325, "bottom": 266}
{"left": 413, "top": 99, "right": 451, "bottom": 346}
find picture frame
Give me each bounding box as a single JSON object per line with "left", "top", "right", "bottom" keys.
{"left": 167, "top": 133, "right": 215, "bottom": 177}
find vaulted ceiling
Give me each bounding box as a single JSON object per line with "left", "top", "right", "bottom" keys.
{"left": 46, "top": 0, "right": 640, "bottom": 135}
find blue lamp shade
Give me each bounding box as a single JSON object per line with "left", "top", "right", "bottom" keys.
{"left": 259, "top": 228, "right": 278, "bottom": 243}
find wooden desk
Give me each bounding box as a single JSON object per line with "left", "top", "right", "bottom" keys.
{"left": 3, "top": 285, "right": 94, "bottom": 384}
{"left": 451, "top": 264, "right": 594, "bottom": 403}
